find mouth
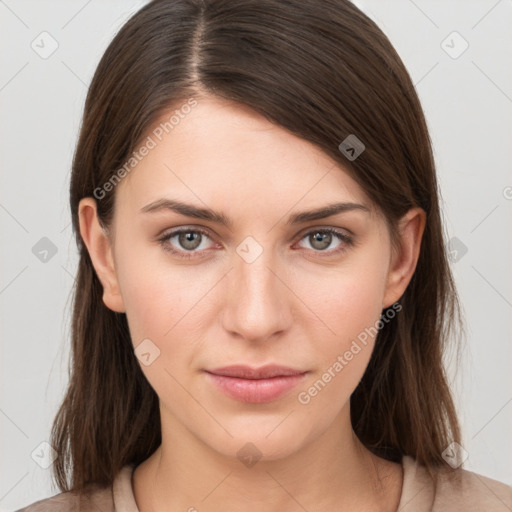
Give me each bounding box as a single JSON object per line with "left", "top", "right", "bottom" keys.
{"left": 204, "top": 365, "right": 308, "bottom": 403}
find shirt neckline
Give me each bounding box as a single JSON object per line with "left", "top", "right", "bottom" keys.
{"left": 113, "top": 455, "right": 425, "bottom": 512}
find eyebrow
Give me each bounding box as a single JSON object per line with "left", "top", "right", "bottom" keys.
{"left": 140, "top": 198, "right": 370, "bottom": 228}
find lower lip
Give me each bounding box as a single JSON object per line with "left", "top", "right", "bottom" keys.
{"left": 205, "top": 372, "right": 307, "bottom": 403}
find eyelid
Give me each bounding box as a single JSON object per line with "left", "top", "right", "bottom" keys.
{"left": 294, "top": 224, "right": 354, "bottom": 240}
{"left": 156, "top": 224, "right": 219, "bottom": 242}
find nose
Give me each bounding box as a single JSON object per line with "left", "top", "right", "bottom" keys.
{"left": 221, "top": 243, "right": 293, "bottom": 343}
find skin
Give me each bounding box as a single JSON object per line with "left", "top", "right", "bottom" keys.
{"left": 79, "top": 95, "right": 425, "bottom": 512}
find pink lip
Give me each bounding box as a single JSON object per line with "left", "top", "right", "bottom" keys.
{"left": 204, "top": 365, "right": 308, "bottom": 403}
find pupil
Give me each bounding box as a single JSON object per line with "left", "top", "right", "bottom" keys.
{"left": 180, "top": 232, "right": 200, "bottom": 249}
{"left": 312, "top": 232, "right": 330, "bottom": 250}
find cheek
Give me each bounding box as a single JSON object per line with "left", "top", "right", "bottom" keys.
{"left": 293, "top": 255, "right": 388, "bottom": 404}
{"left": 121, "top": 268, "right": 204, "bottom": 347}
{"left": 116, "top": 254, "right": 210, "bottom": 408}
{"left": 113, "top": 231, "right": 209, "bottom": 343}
{"left": 298, "top": 254, "right": 388, "bottom": 345}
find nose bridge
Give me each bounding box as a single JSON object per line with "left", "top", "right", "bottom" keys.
{"left": 222, "top": 236, "right": 290, "bottom": 340}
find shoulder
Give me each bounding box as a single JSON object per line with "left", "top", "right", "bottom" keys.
{"left": 400, "top": 455, "right": 512, "bottom": 511}
{"left": 433, "top": 465, "right": 512, "bottom": 511}
{"left": 14, "top": 483, "right": 115, "bottom": 512}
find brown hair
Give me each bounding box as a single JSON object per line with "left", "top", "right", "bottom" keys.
{"left": 51, "top": 0, "right": 464, "bottom": 494}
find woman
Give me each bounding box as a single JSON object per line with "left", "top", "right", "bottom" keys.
{"left": 16, "top": 0, "right": 512, "bottom": 510}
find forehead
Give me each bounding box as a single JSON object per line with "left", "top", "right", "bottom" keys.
{"left": 115, "top": 96, "right": 374, "bottom": 216}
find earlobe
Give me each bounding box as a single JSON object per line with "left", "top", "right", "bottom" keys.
{"left": 382, "top": 207, "right": 426, "bottom": 309}
{"left": 78, "top": 197, "right": 126, "bottom": 313}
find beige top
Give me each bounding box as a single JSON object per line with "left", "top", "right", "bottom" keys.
{"left": 15, "top": 455, "right": 512, "bottom": 511}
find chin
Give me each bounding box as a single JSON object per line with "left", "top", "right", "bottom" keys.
{"left": 203, "top": 416, "right": 317, "bottom": 465}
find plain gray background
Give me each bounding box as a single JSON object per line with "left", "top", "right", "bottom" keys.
{"left": 1, "top": 0, "right": 511, "bottom": 509}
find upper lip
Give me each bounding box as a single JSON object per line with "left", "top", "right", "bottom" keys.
{"left": 205, "top": 365, "right": 307, "bottom": 379}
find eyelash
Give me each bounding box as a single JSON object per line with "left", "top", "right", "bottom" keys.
{"left": 157, "top": 226, "right": 354, "bottom": 260}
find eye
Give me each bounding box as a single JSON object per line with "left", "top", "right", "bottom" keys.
{"left": 295, "top": 228, "right": 353, "bottom": 255}
{"left": 158, "top": 226, "right": 354, "bottom": 260}
{"left": 158, "top": 227, "right": 216, "bottom": 259}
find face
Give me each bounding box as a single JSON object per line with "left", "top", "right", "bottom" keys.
{"left": 80, "top": 95, "right": 422, "bottom": 463}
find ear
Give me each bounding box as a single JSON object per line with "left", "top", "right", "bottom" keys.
{"left": 382, "top": 207, "right": 426, "bottom": 309}
{"left": 78, "top": 197, "right": 126, "bottom": 313}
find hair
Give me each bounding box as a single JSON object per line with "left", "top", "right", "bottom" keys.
{"left": 51, "top": 0, "right": 465, "bottom": 495}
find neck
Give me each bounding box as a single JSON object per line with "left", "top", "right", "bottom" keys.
{"left": 133, "top": 405, "right": 402, "bottom": 512}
